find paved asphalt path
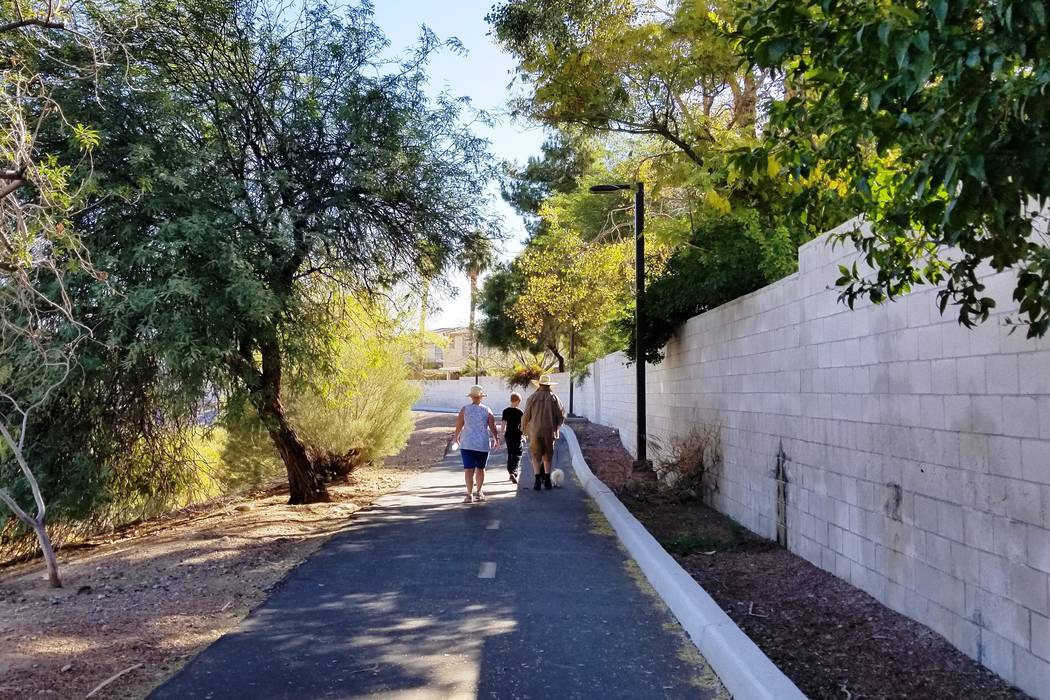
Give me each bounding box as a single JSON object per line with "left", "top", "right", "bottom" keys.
{"left": 150, "top": 433, "right": 726, "bottom": 699}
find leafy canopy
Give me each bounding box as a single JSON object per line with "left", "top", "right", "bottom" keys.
{"left": 737, "top": 0, "right": 1050, "bottom": 334}
{"left": 488, "top": 0, "right": 756, "bottom": 166}
{"left": 24, "top": 0, "right": 498, "bottom": 507}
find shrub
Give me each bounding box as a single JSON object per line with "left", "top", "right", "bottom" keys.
{"left": 219, "top": 306, "right": 421, "bottom": 491}
{"left": 506, "top": 362, "right": 545, "bottom": 389}
{"left": 651, "top": 423, "right": 722, "bottom": 501}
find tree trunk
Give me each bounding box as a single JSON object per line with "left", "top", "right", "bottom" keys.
{"left": 31, "top": 518, "right": 61, "bottom": 587}
{"left": 469, "top": 269, "right": 478, "bottom": 382}
{"left": 419, "top": 278, "right": 430, "bottom": 334}
{"left": 468, "top": 270, "right": 477, "bottom": 333}
{"left": 257, "top": 339, "right": 329, "bottom": 504}
{"left": 547, "top": 343, "right": 565, "bottom": 373}
{"left": 0, "top": 491, "right": 63, "bottom": 587}
{"left": 734, "top": 72, "right": 759, "bottom": 136}
{"left": 0, "top": 422, "right": 62, "bottom": 587}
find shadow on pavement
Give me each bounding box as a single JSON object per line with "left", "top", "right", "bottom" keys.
{"left": 150, "top": 442, "right": 725, "bottom": 699}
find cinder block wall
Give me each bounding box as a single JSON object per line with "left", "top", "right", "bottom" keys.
{"left": 411, "top": 376, "right": 557, "bottom": 413}
{"left": 571, "top": 219, "right": 1050, "bottom": 697}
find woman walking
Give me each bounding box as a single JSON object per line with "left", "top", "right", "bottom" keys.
{"left": 453, "top": 385, "right": 501, "bottom": 503}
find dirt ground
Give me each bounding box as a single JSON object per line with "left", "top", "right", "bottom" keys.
{"left": 0, "top": 411, "right": 456, "bottom": 700}
{"left": 573, "top": 421, "right": 1031, "bottom": 700}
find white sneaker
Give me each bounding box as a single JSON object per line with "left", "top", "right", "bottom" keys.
{"left": 474, "top": 490, "right": 486, "bottom": 501}
{"left": 463, "top": 494, "right": 474, "bottom": 504}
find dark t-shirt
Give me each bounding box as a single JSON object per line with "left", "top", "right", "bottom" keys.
{"left": 501, "top": 406, "right": 523, "bottom": 438}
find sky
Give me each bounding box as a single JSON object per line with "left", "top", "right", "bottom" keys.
{"left": 372, "top": 0, "right": 547, "bottom": 330}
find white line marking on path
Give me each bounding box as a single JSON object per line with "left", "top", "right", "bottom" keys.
{"left": 487, "top": 520, "right": 500, "bottom": 530}
{"left": 478, "top": 562, "right": 497, "bottom": 579}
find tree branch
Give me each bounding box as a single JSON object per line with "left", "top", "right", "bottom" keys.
{"left": 0, "top": 420, "right": 47, "bottom": 522}
{"left": 0, "top": 179, "right": 25, "bottom": 201}
{"left": 0, "top": 18, "right": 66, "bottom": 33}
{"left": 0, "top": 487, "right": 35, "bottom": 527}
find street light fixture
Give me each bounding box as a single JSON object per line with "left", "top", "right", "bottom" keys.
{"left": 589, "top": 182, "right": 650, "bottom": 470}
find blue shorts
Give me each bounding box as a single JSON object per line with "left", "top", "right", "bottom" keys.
{"left": 461, "top": 449, "right": 489, "bottom": 469}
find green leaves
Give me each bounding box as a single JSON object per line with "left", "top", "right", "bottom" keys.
{"left": 71, "top": 123, "right": 100, "bottom": 152}
{"left": 5, "top": 0, "right": 501, "bottom": 521}
{"left": 931, "top": 0, "right": 948, "bottom": 26}
{"left": 736, "top": 0, "right": 1050, "bottom": 336}
{"left": 624, "top": 210, "right": 785, "bottom": 364}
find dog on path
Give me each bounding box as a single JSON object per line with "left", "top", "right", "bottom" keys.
{"left": 550, "top": 468, "right": 564, "bottom": 487}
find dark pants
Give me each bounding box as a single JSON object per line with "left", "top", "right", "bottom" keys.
{"left": 506, "top": 435, "right": 522, "bottom": 474}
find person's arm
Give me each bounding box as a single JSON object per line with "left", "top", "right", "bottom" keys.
{"left": 488, "top": 411, "right": 500, "bottom": 447}
{"left": 453, "top": 408, "right": 464, "bottom": 443}
{"left": 522, "top": 397, "right": 532, "bottom": 434}
{"left": 554, "top": 395, "right": 566, "bottom": 438}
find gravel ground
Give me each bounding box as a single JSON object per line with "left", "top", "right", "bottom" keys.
{"left": 573, "top": 420, "right": 1031, "bottom": 700}
{"left": 0, "top": 411, "right": 456, "bottom": 700}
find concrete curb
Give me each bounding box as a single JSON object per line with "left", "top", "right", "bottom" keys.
{"left": 412, "top": 405, "right": 459, "bottom": 414}
{"left": 560, "top": 425, "right": 807, "bottom": 700}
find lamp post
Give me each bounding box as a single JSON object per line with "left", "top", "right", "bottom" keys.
{"left": 567, "top": 327, "right": 576, "bottom": 417}
{"left": 589, "top": 182, "right": 649, "bottom": 469}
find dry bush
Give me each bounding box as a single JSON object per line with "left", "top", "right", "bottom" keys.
{"left": 651, "top": 423, "right": 722, "bottom": 501}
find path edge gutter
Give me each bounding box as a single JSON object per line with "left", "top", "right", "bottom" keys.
{"left": 560, "top": 425, "right": 807, "bottom": 700}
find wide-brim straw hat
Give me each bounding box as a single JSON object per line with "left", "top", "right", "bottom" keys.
{"left": 467, "top": 385, "right": 487, "bottom": 398}
{"left": 531, "top": 374, "right": 558, "bottom": 388}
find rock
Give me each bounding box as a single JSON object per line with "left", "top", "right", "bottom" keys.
{"left": 76, "top": 585, "right": 92, "bottom": 595}
{"left": 234, "top": 504, "right": 253, "bottom": 512}
{"left": 61, "top": 664, "right": 72, "bottom": 673}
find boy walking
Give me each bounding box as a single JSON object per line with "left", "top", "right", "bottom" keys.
{"left": 501, "top": 392, "right": 524, "bottom": 483}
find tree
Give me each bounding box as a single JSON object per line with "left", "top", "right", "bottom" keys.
{"left": 511, "top": 230, "right": 632, "bottom": 375}
{"left": 71, "top": 0, "right": 497, "bottom": 504}
{"left": 623, "top": 209, "right": 790, "bottom": 363}
{"left": 478, "top": 263, "right": 532, "bottom": 352}
{"left": 478, "top": 262, "right": 567, "bottom": 371}
{"left": 222, "top": 296, "right": 421, "bottom": 489}
{"left": 736, "top": 0, "right": 1050, "bottom": 334}
{"left": 459, "top": 231, "right": 497, "bottom": 381}
{"left": 1, "top": 0, "right": 119, "bottom": 273}
{"left": 0, "top": 285, "right": 83, "bottom": 587}
{"left": 489, "top": 0, "right": 765, "bottom": 166}
{"left": 0, "top": 0, "right": 134, "bottom": 587}
{"left": 501, "top": 131, "right": 593, "bottom": 237}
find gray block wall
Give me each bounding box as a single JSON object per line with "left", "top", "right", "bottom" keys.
{"left": 569, "top": 219, "right": 1050, "bottom": 697}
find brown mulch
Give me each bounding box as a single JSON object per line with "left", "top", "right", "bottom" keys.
{"left": 568, "top": 420, "right": 656, "bottom": 493}
{"left": 0, "top": 411, "right": 456, "bottom": 700}
{"left": 573, "top": 420, "right": 1030, "bottom": 700}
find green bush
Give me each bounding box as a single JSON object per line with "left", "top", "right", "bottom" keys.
{"left": 506, "top": 362, "right": 545, "bottom": 389}
{"left": 219, "top": 308, "right": 421, "bottom": 491}
{"left": 622, "top": 211, "right": 796, "bottom": 363}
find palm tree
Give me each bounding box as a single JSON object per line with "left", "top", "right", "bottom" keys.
{"left": 459, "top": 232, "right": 496, "bottom": 382}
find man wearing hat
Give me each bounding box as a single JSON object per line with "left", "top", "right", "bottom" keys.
{"left": 522, "top": 374, "right": 566, "bottom": 490}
